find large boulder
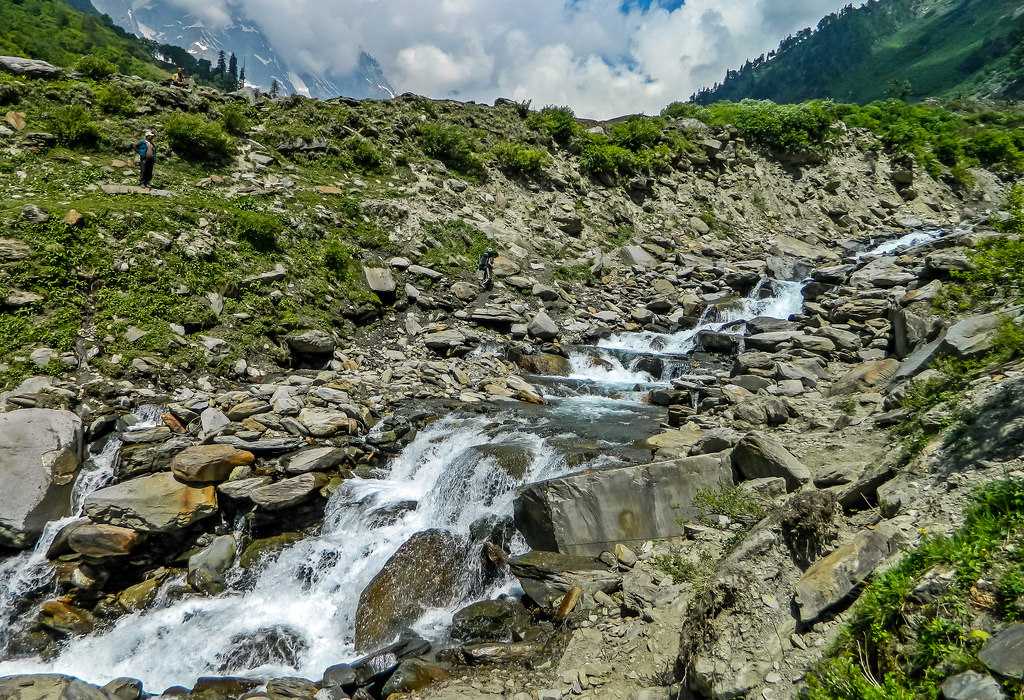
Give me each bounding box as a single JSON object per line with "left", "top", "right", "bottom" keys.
{"left": 794, "top": 527, "right": 896, "bottom": 623}
{"left": 188, "top": 534, "right": 237, "bottom": 595}
{"left": 363, "top": 267, "right": 396, "bottom": 299}
{"left": 0, "top": 409, "right": 83, "bottom": 548}
{"left": 514, "top": 453, "right": 733, "bottom": 555}
{"left": 527, "top": 311, "right": 559, "bottom": 341}
{"left": 66, "top": 522, "right": 142, "bottom": 558}
{"left": 508, "top": 550, "right": 620, "bottom": 608}
{"left": 0, "top": 56, "right": 64, "bottom": 79}
{"left": 730, "top": 433, "right": 811, "bottom": 491}
{"left": 354, "top": 529, "right": 469, "bottom": 650}
{"left": 828, "top": 359, "right": 900, "bottom": 397}
{"left": 979, "top": 624, "right": 1024, "bottom": 680}
{"left": 170, "top": 445, "right": 254, "bottom": 483}
{"left": 942, "top": 307, "right": 1024, "bottom": 359}
{"left": 0, "top": 675, "right": 108, "bottom": 700}
{"left": 249, "top": 473, "right": 329, "bottom": 511}
{"left": 84, "top": 472, "right": 217, "bottom": 533}
{"left": 450, "top": 599, "right": 530, "bottom": 644}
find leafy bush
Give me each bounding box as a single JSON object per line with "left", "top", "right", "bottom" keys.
{"left": 165, "top": 113, "right": 234, "bottom": 162}
{"left": 526, "top": 106, "right": 581, "bottom": 145}
{"left": 699, "top": 100, "right": 836, "bottom": 154}
{"left": 491, "top": 141, "right": 550, "bottom": 175}
{"left": 75, "top": 54, "right": 116, "bottom": 80}
{"left": 324, "top": 238, "right": 358, "bottom": 278}
{"left": 95, "top": 83, "right": 134, "bottom": 115}
{"left": 609, "top": 116, "right": 666, "bottom": 151}
{"left": 220, "top": 105, "right": 250, "bottom": 136}
{"left": 997, "top": 183, "right": 1024, "bottom": 234}
{"left": 49, "top": 105, "right": 101, "bottom": 147}
{"left": 418, "top": 122, "right": 485, "bottom": 176}
{"left": 228, "top": 210, "right": 282, "bottom": 251}
{"left": 419, "top": 219, "right": 490, "bottom": 271}
{"left": 579, "top": 140, "right": 639, "bottom": 179}
{"left": 345, "top": 136, "right": 388, "bottom": 171}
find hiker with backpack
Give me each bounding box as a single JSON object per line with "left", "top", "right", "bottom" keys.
{"left": 137, "top": 130, "right": 156, "bottom": 188}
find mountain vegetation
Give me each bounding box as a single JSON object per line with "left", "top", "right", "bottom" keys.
{"left": 695, "top": 0, "right": 1024, "bottom": 104}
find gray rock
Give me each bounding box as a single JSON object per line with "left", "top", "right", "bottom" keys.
{"left": 423, "top": 329, "right": 473, "bottom": 356}
{"left": 528, "top": 310, "right": 559, "bottom": 341}
{"left": 188, "top": 534, "right": 237, "bottom": 595}
{"left": 943, "top": 307, "right": 1024, "bottom": 359}
{"left": 284, "top": 447, "right": 348, "bottom": 474}
{"left": 450, "top": 599, "right": 529, "bottom": 644}
{"left": 730, "top": 433, "right": 811, "bottom": 491}
{"left": 514, "top": 453, "right": 734, "bottom": 555}
{"left": 979, "top": 624, "right": 1024, "bottom": 680}
{"left": 84, "top": 472, "right": 218, "bottom": 533}
{"left": 102, "top": 678, "right": 143, "bottom": 700}
{"left": 619, "top": 245, "right": 657, "bottom": 268}
{"left": 829, "top": 359, "right": 900, "bottom": 397}
{"left": 217, "top": 476, "right": 272, "bottom": 501}
{"left": 0, "top": 409, "right": 83, "bottom": 548}
{"left": 940, "top": 671, "right": 1005, "bottom": 700}
{"left": 0, "top": 675, "right": 107, "bottom": 700}
{"left": 509, "top": 550, "right": 620, "bottom": 609}
{"left": 250, "top": 473, "right": 329, "bottom": 510}
{"left": 794, "top": 527, "right": 896, "bottom": 623}
{"left": 0, "top": 238, "right": 31, "bottom": 262}
{"left": 0, "top": 56, "right": 64, "bottom": 78}
{"left": 362, "top": 267, "right": 396, "bottom": 297}
{"left": 298, "top": 408, "right": 357, "bottom": 438}
{"left": 171, "top": 445, "right": 254, "bottom": 483}
{"left": 286, "top": 330, "right": 335, "bottom": 356}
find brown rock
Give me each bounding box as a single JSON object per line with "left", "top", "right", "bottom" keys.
{"left": 67, "top": 522, "right": 142, "bottom": 557}
{"left": 171, "top": 444, "right": 255, "bottom": 483}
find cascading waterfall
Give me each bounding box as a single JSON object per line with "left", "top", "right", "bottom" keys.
{"left": 0, "top": 415, "right": 573, "bottom": 691}
{"left": 855, "top": 228, "right": 945, "bottom": 259}
{"left": 0, "top": 405, "right": 164, "bottom": 652}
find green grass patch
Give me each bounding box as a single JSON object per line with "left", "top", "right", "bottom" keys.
{"left": 419, "top": 219, "right": 490, "bottom": 272}
{"left": 806, "top": 479, "right": 1024, "bottom": 700}
{"left": 95, "top": 83, "right": 134, "bottom": 115}
{"left": 418, "top": 122, "right": 485, "bottom": 177}
{"left": 554, "top": 263, "right": 597, "bottom": 285}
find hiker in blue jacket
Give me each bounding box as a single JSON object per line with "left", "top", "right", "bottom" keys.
{"left": 137, "top": 130, "right": 156, "bottom": 188}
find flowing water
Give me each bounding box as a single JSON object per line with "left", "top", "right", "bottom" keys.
{"left": 855, "top": 228, "right": 945, "bottom": 259}
{"left": 0, "top": 278, "right": 807, "bottom": 692}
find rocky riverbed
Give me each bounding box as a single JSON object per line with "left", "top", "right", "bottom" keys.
{"left": 1, "top": 56, "right": 1022, "bottom": 700}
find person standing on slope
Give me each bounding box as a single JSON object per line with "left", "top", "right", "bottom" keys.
{"left": 137, "top": 130, "right": 156, "bottom": 189}
{"left": 478, "top": 250, "right": 498, "bottom": 291}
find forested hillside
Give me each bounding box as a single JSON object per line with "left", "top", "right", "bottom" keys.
{"left": 695, "top": 0, "right": 1024, "bottom": 104}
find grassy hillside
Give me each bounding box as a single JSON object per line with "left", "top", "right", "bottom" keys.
{"left": 696, "top": 0, "right": 1024, "bottom": 104}
{"left": 0, "top": 0, "right": 166, "bottom": 80}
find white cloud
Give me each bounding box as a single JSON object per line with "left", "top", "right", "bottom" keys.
{"left": 162, "top": 0, "right": 854, "bottom": 118}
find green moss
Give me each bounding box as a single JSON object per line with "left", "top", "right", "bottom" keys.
{"left": 807, "top": 479, "right": 1024, "bottom": 700}
{"left": 94, "top": 83, "right": 134, "bottom": 115}
{"left": 554, "top": 263, "right": 597, "bottom": 285}
{"left": 226, "top": 209, "right": 282, "bottom": 252}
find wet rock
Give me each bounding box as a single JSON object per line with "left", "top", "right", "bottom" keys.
{"left": 266, "top": 677, "right": 318, "bottom": 700}
{"left": 940, "top": 670, "right": 1005, "bottom": 700}
{"left": 795, "top": 527, "right": 896, "bottom": 623}
{"left": 730, "top": 433, "right": 811, "bottom": 491}
{"left": 250, "top": 473, "right": 329, "bottom": 511}
{"left": 38, "top": 599, "right": 95, "bottom": 636}
{"left": 354, "top": 529, "right": 469, "bottom": 650}
{"left": 171, "top": 445, "right": 255, "bottom": 483}
{"left": 379, "top": 659, "right": 449, "bottom": 696}
{"left": 508, "top": 550, "right": 620, "bottom": 608}
{"left": 67, "top": 522, "right": 142, "bottom": 558}
{"left": 239, "top": 532, "right": 304, "bottom": 569}
{"left": 84, "top": 472, "right": 218, "bottom": 533}
{"left": 190, "top": 676, "right": 262, "bottom": 699}
{"left": 515, "top": 453, "right": 733, "bottom": 555}
{"left": 188, "top": 534, "right": 237, "bottom": 595}
{"left": 117, "top": 576, "right": 163, "bottom": 612}
{"left": 0, "top": 409, "right": 83, "bottom": 548}
{"left": 102, "top": 678, "right": 144, "bottom": 700}
{"left": 450, "top": 598, "right": 530, "bottom": 643}
{"left": 979, "top": 624, "right": 1024, "bottom": 680}
{"left": 512, "top": 352, "right": 571, "bottom": 376}
{"left": 0, "top": 675, "right": 107, "bottom": 700}
{"left": 217, "top": 627, "right": 308, "bottom": 675}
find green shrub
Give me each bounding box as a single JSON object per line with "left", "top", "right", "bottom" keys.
{"left": 418, "top": 122, "right": 484, "bottom": 176}
{"left": 228, "top": 210, "right": 282, "bottom": 251}
{"left": 579, "top": 141, "right": 637, "bottom": 179}
{"left": 700, "top": 100, "right": 837, "bottom": 154}
{"left": 346, "top": 136, "right": 388, "bottom": 171}
{"left": 220, "top": 105, "right": 250, "bottom": 136}
{"left": 996, "top": 182, "right": 1024, "bottom": 234}
{"left": 49, "top": 104, "right": 100, "bottom": 147}
{"left": 95, "top": 83, "right": 134, "bottom": 115}
{"left": 324, "top": 238, "right": 359, "bottom": 278}
{"left": 491, "top": 141, "right": 550, "bottom": 175}
{"left": 968, "top": 129, "right": 1024, "bottom": 170}
{"left": 609, "top": 116, "right": 666, "bottom": 151}
{"left": 526, "top": 106, "right": 580, "bottom": 145}
{"left": 554, "top": 263, "right": 597, "bottom": 285}
{"left": 75, "top": 54, "right": 116, "bottom": 80}
{"left": 419, "top": 219, "right": 490, "bottom": 271}
{"left": 165, "top": 113, "right": 234, "bottom": 162}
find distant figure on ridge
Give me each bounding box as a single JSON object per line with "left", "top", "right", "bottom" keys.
{"left": 137, "top": 130, "right": 156, "bottom": 189}
{"left": 173, "top": 67, "right": 188, "bottom": 86}
{"left": 478, "top": 250, "right": 498, "bottom": 291}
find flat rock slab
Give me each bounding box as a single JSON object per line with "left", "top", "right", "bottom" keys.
{"left": 0, "top": 674, "right": 108, "bottom": 700}
{"left": 509, "top": 550, "right": 621, "bottom": 608}
{"left": 514, "top": 452, "right": 733, "bottom": 555}
{"left": 979, "top": 624, "right": 1024, "bottom": 680}
{"left": 0, "top": 409, "right": 83, "bottom": 549}
{"left": 795, "top": 527, "right": 896, "bottom": 623}
{"left": 940, "top": 670, "right": 1006, "bottom": 700}
{"left": 731, "top": 432, "right": 811, "bottom": 491}
{"left": 100, "top": 183, "right": 173, "bottom": 197}
{"left": 0, "top": 56, "right": 64, "bottom": 78}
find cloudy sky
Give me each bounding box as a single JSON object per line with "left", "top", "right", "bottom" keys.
{"left": 163, "top": 0, "right": 853, "bottom": 118}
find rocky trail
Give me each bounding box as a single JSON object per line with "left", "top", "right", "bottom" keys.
{"left": 1, "top": 57, "right": 1023, "bottom": 700}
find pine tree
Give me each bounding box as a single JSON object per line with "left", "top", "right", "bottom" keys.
{"left": 228, "top": 53, "right": 238, "bottom": 89}
{"left": 270, "top": 79, "right": 279, "bottom": 98}
{"left": 238, "top": 65, "right": 246, "bottom": 89}
{"left": 215, "top": 50, "right": 226, "bottom": 77}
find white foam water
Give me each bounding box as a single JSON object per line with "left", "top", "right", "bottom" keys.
{"left": 0, "top": 405, "right": 164, "bottom": 652}
{"left": 0, "top": 415, "right": 572, "bottom": 691}
{"left": 856, "top": 229, "right": 943, "bottom": 259}
{"left": 596, "top": 278, "right": 806, "bottom": 357}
